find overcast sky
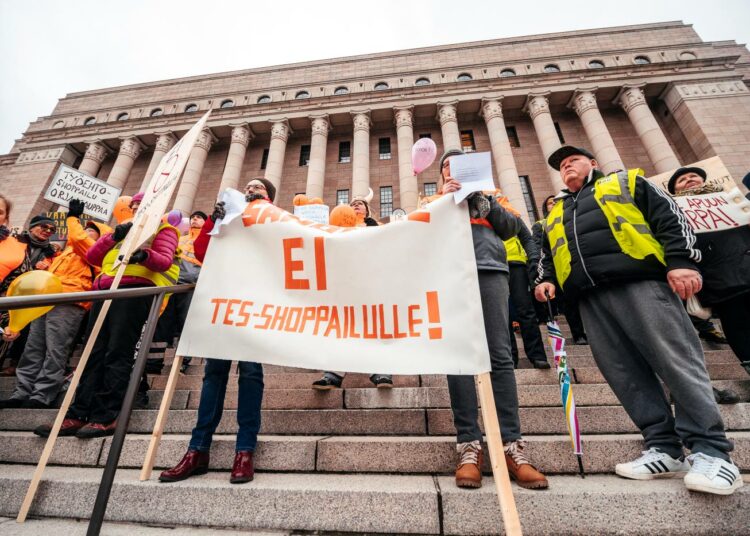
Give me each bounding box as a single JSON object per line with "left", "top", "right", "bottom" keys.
{"left": 1, "top": 0, "right": 748, "bottom": 153}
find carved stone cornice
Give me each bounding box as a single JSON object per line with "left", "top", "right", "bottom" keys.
{"left": 118, "top": 136, "right": 146, "bottom": 160}
{"left": 229, "top": 123, "right": 253, "bottom": 147}
{"left": 154, "top": 131, "right": 178, "bottom": 153}
{"left": 270, "top": 119, "right": 292, "bottom": 142}
{"left": 15, "top": 145, "right": 80, "bottom": 166}
{"left": 569, "top": 88, "right": 600, "bottom": 116}
{"left": 194, "top": 128, "right": 218, "bottom": 152}
{"left": 394, "top": 106, "right": 414, "bottom": 128}
{"left": 351, "top": 110, "right": 372, "bottom": 133}
{"left": 522, "top": 92, "right": 551, "bottom": 120}
{"left": 479, "top": 98, "right": 504, "bottom": 122}
{"left": 436, "top": 101, "right": 459, "bottom": 125}
{"left": 82, "top": 141, "right": 111, "bottom": 164}
{"left": 309, "top": 115, "right": 331, "bottom": 137}
{"left": 661, "top": 80, "right": 749, "bottom": 113}
{"left": 616, "top": 84, "right": 647, "bottom": 114}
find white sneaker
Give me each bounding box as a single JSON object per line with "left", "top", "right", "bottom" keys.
{"left": 615, "top": 448, "right": 690, "bottom": 480}
{"left": 684, "top": 453, "right": 744, "bottom": 495}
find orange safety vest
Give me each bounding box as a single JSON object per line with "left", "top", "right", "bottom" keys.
{"left": 178, "top": 227, "right": 202, "bottom": 267}
{"left": 0, "top": 236, "right": 27, "bottom": 283}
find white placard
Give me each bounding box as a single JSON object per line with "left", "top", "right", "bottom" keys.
{"left": 294, "top": 204, "right": 330, "bottom": 225}
{"left": 672, "top": 187, "right": 750, "bottom": 233}
{"left": 178, "top": 195, "right": 490, "bottom": 375}
{"left": 449, "top": 152, "right": 496, "bottom": 203}
{"left": 44, "top": 164, "right": 121, "bottom": 220}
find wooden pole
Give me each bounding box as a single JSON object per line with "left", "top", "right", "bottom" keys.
{"left": 475, "top": 372, "right": 523, "bottom": 536}
{"left": 139, "top": 354, "right": 183, "bottom": 481}
{"left": 17, "top": 223, "right": 146, "bottom": 523}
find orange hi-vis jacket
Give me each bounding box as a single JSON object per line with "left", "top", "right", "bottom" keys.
{"left": 178, "top": 227, "right": 202, "bottom": 267}
{"left": 0, "top": 236, "right": 27, "bottom": 283}
{"left": 47, "top": 217, "right": 112, "bottom": 310}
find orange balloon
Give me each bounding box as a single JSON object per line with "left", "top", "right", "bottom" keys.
{"left": 113, "top": 196, "right": 134, "bottom": 224}
{"left": 330, "top": 205, "right": 357, "bottom": 227}
{"left": 293, "top": 194, "right": 309, "bottom": 206}
{"left": 308, "top": 197, "right": 323, "bottom": 205}
{"left": 6, "top": 271, "right": 63, "bottom": 332}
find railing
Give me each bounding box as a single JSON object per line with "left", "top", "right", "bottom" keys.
{"left": 0, "top": 283, "right": 195, "bottom": 536}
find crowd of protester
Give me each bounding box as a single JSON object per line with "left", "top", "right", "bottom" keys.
{"left": 0, "top": 145, "right": 747, "bottom": 496}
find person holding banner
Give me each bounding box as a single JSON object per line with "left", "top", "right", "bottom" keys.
{"left": 535, "top": 146, "right": 742, "bottom": 495}
{"left": 159, "top": 179, "right": 274, "bottom": 484}
{"left": 438, "top": 149, "right": 549, "bottom": 490}
{"left": 33, "top": 217, "right": 180, "bottom": 439}
{"left": 668, "top": 167, "right": 750, "bottom": 377}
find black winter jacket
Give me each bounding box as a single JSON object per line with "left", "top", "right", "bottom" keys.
{"left": 537, "top": 169, "right": 700, "bottom": 297}
{"left": 694, "top": 226, "right": 750, "bottom": 305}
{"left": 471, "top": 196, "right": 521, "bottom": 272}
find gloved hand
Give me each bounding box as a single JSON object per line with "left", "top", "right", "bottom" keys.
{"left": 211, "top": 201, "right": 226, "bottom": 222}
{"left": 67, "top": 198, "right": 85, "bottom": 218}
{"left": 113, "top": 221, "right": 132, "bottom": 242}
{"left": 467, "top": 192, "right": 491, "bottom": 219}
{"left": 0, "top": 225, "right": 10, "bottom": 242}
{"left": 364, "top": 217, "right": 379, "bottom": 227}
{"left": 128, "top": 249, "right": 148, "bottom": 264}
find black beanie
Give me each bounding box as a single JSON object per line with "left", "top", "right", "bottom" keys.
{"left": 29, "top": 214, "right": 56, "bottom": 230}
{"left": 190, "top": 210, "right": 208, "bottom": 220}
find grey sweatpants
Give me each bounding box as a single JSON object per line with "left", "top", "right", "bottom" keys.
{"left": 579, "top": 280, "right": 732, "bottom": 461}
{"left": 12, "top": 304, "right": 86, "bottom": 406}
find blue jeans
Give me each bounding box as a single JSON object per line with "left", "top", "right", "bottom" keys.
{"left": 189, "top": 359, "right": 264, "bottom": 453}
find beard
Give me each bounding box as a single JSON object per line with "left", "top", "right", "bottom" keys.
{"left": 245, "top": 193, "right": 267, "bottom": 202}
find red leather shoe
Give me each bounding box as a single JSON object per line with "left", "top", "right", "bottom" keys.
{"left": 33, "top": 418, "right": 86, "bottom": 438}
{"left": 75, "top": 420, "right": 117, "bottom": 439}
{"left": 230, "top": 450, "right": 255, "bottom": 484}
{"left": 159, "top": 450, "right": 210, "bottom": 482}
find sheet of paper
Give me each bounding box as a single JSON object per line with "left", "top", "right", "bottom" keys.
{"left": 208, "top": 188, "right": 249, "bottom": 235}
{"left": 448, "top": 152, "right": 496, "bottom": 203}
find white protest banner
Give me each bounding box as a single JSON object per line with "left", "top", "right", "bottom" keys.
{"left": 117, "top": 110, "right": 211, "bottom": 258}
{"left": 178, "top": 194, "right": 491, "bottom": 375}
{"left": 44, "top": 164, "right": 121, "bottom": 220}
{"left": 294, "top": 204, "right": 330, "bottom": 224}
{"left": 450, "top": 152, "right": 496, "bottom": 203}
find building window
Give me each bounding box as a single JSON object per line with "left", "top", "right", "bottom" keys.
{"left": 374, "top": 82, "right": 389, "bottom": 90}
{"left": 298, "top": 145, "right": 311, "bottom": 166}
{"left": 460, "top": 130, "right": 476, "bottom": 152}
{"left": 519, "top": 175, "right": 539, "bottom": 221}
{"left": 339, "top": 141, "right": 351, "bottom": 163}
{"left": 257, "top": 95, "right": 271, "bottom": 104}
{"left": 150, "top": 108, "right": 163, "bottom": 117}
{"left": 543, "top": 64, "right": 560, "bottom": 73}
{"left": 185, "top": 103, "right": 198, "bottom": 112}
{"left": 83, "top": 116, "right": 96, "bottom": 126}
{"left": 380, "top": 186, "right": 393, "bottom": 218}
{"left": 260, "top": 148, "right": 269, "bottom": 170}
{"left": 334, "top": 86, "right": 349, "bottom": 95}
{"left": 116, "top": 112, "right": 129, "bottom": 121}
{"left": 553, "top": 122, "right": 565, "bottom": 144}
{"left": 295, "top": 90, "right": 310, "bottom": 99}
{"left": 588, "top": 59, "right": 605, "bottom": 69}
{"left": 424, "top": 182, "right": 437, "bottom": 197}
{"left": 378, "top": 137, "right": 391, "bottom": 160}
{"left": 52, "top": 120, "right": 64, "bottom": 128}
{"left": 336, "top": 189, "right": 350, "bottom": 205}
{"left": 506, "top": 126, "right": 520, "bottom": 148}
{"left": 415, "top": 77, "right": 430, "bottom": 86}
{"left": 220, "top": 99, "right": 234, "bottom": 108}
{"left": 500, "top": 68, "right": 516, "bottom": 77}
{"left": 633, "top": 55, "right": 651, "bottom": 65}
{"left": 457, "top": 73, "right": 473, "bottom": 82}
{"left": 680, "top": 51, "right": 697, "bottom": 61}
{"left": 419, "top": 133, "right": 432, "bottom": 139}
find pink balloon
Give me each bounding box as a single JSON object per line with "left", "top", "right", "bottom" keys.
{"left": 177, "top": 217, "right": 190, "bottom": 235}
{"left": 167, "top": 209, "right": 182, "bottom": 227}
{"left": 411, "top": 137, "right": 437, "bottom": 175}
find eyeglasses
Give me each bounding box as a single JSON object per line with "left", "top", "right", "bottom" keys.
{"left": 39, "top": 225, "right": 56, "bottom": 233}
{"left": 245, "top": 183, "right": 267, "bottom": 192}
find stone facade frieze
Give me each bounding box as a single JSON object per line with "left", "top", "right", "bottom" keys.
{"left": 15, "top": 145, "right": 79, "bottom": 166}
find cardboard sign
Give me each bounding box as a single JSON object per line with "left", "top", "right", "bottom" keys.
{"left": 44, "top": 164, "right": 121, "bottom": 220}
{"left": 178, "top": 195, "right": 491, "bottom": 375}
{"left": 293, "top": 204, "right": 330, "bottom": 225}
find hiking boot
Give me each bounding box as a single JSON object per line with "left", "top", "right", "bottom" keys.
{"left": 159, "top": 450, "right": 210, "bottom": 482}
{"left": 615, "top": 448, "right": 690, "bottom": 480}
{"left": 75, "top": 420, "right": 117, "bottom": 439}
{"left": 504, "top": 440, "right": 548, "bottom": 489}
{"left": 684, "top": 453, "right": 743, "bottom": 495}
{"left": 371, "top": 375, "right": 393, "bottom": 388}
{"left": 713, "top": 387, "right": 740, "bottom": 405}
{"left": 230, "top": 451, "right": 255, "bottom": 484}
{"left": 312, "top": 374, "right": 342, "bottom": 390}
{"left": 699, "top": 329, "right": 728, "bottom": 344}
{"left": 33, "top": 418, "right": 86, "bottom": 438}
{"left": 455, "top": 440, "right": 482, "bottom": 488}
{"left": 531, "top": 360, "right": 551, "bottom": 369}
{"left": 0, "top": 398, "right": 25, "bottom": 409}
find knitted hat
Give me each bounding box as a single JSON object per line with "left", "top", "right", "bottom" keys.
{"left": 438, "top": 148, "right": 465, "bottom": 178}
{"left": 667, "top": 167, "right": 706, "bottom": 194}
{"left": 547, "top": 145, "right": 596, "bottom": 171}
{"left": 190, "top": 210, "right": 208, "bottom": 220}
{"left": 29, "top": 214, "right": 56, "bottom": 230}
{"left": 131, "top": 192, "right": 145, "bottom": 205}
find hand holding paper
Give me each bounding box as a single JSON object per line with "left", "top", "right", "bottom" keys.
{"left": 448, "top": 152, "right": 496, "bottom": 203}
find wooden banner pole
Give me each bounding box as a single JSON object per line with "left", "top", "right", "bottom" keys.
{"left": 475, "top": 372, "right": 523, "bottom": 536}
{"left": 139, "top": 354, "right": 183, "bottom": 481}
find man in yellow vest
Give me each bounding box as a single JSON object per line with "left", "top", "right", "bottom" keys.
{"left": 534, "top": 146, "right": 741, "bottom": 495}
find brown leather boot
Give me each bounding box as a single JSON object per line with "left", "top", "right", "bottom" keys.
{"left": 455, "top": 440, "right": 483, "bottom": 488}
{"left": 230, "top": 450, "right": 255, "bottom": 484}
{"left": 159, "top": 450, "right": 210, "bottom": 482}
{"left": 504, "top": 440, "right": 548, "bottom": 489}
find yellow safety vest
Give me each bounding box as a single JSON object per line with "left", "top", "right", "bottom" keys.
{"left": 503, "top": 236, "right": 528, "bottom": 264}
{"left": 545, "top": 169, "right": 665, "bottom": 287}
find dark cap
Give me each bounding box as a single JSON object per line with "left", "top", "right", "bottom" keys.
{"left": 29, "top": 214, "right": 56, "bottom": 230}
{"left": 190, "top": 210, "right": 208, "bottom": 220}
{"left": 667, "top": 167, "right": 706, "bottom": 194}
{"left": 547, "top": 145, "right": 596, "bottom": 171}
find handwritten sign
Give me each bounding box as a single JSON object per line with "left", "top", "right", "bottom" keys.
{"left": 293, "top": 204, "right": 330, "bottom": 225}
{"left": 44, "top": 164, "right": 121, "bottom": 220}
{"left": 672, "top": 188, "right": 750, "bottom": 233}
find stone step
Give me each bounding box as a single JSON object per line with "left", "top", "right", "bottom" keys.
{"left": 0, "top": 466, "right": 747, "bottom": 535}
{"left": 1, "top": 432, "right": 748, "bottom": 474}
{"left": 2, "top": 404, "right": 748, "bottom": 435}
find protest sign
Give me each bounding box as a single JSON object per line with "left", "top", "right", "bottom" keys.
{"left": 293, "top": 204, "right": 330, "bottom": 225}
{"left": 647, "top": 156, "right": 741, "bottom": 193}
{"left": 44, "top": 164, "right": 121, "bottom": 220}
{"left": 449, "top": 152, "right": 496, "bottom": 203}
{"left": 178, "top": 194, "right": 491, "bottom": 375}
{"left": 45, "top": 211, "right": 94, "bottom": 242}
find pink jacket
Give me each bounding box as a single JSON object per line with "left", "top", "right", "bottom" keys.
{"left": 86, "top": 226, "right": 179, "bottom": 290}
